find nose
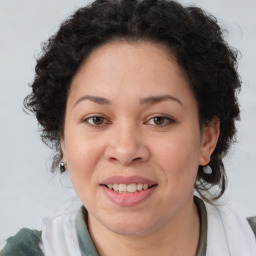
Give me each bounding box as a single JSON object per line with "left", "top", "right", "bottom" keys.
{"left": 104, "top": 124, "right": 150, "bottom": 166}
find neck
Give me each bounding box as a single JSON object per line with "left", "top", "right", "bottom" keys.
{"left": 87, "top": 197, "right": 200, "bottom": 256}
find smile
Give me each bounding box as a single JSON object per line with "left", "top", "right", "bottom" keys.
{"left": 100, "top": 176, "right": 158, "bottom": 206}
{"left": 104, "top": 183, "right": 157, "bottom": 193}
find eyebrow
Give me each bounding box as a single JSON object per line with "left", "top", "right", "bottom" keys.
{"left": 74, "top": 95, "right": 111, "bottom": 107}
{"left": 73, "top": 94, "right": 182, "bottom": 108}
{"left": 140, "top": 95, "right": 183, "bottom": 106}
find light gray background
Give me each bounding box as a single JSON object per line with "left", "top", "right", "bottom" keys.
{"left": 0, "top": 0, "right": 255, "bottom": 240}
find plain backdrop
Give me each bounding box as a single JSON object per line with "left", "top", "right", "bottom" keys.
{"left": 0, "top": 0, "right": 256, "bottom": 240}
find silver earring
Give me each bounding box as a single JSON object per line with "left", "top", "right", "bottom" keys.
{"left": 203, "top": 165, "right": 212, "bottom": 175}
{"left": 60, "top": 161, "right": 66, "bottom": 173}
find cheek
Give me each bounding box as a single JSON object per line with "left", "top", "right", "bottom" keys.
{"left": 66, "top": 144, "right": 103, "bottom": 208}
{"left": 63, "top": 134, "right": 103, "bottom": 192}
{"left": 64, "top": 128, "right": 102, "bottom": 168}
{"left": 152, "top": 134, "right": 200, "bottom": 185}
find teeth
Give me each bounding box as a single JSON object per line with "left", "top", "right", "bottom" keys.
{"left": 113, "top": 184, "right": 118, "bottom": 191}
{"left": 118, "top": 184, "right": 126, "bottom": 193}
{"left": 137, "top": 184, "right": 143, "bottom": 191}
{"left": 143, "top": 184, "right": 148, "bottom": 190}
{"left": 107, "top": 184, "right": 113, "bottom": 189}
{"left": 106, "top": 183, "right": 152, "bottom": 193}
{"left": 127, "top": 183, "right": 137, "bottom": 193}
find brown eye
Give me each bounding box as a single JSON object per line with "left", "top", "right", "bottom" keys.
{"left": 153, "top": 117, "right": 165, "bottom": 125}
{"left": 85, "top": 116, "right": 107, "bottom": 126}
{"left": 92, "top": 116, "right": 104, "bottom": 125}
{"left": 147, "top": 116, "right": 174, "bottom": 126}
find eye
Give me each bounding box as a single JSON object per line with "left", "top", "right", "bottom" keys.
{"left": 84, "top": 116, "right": 108, "bottom": 126}
{"left": 147, "top": 116, "right": 174, "bottom": 126}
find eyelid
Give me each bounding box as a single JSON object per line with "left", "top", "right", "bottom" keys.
{"left": 145, "top": 115, "right": 175, "bottom": 126}
{"left": 81, "top": 114, "right": 175, "bottom": 127}
{"left": 82, "top": 114, "right": 111, "bottom": 127}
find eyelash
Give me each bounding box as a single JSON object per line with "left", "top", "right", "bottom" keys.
{"left": 83, "top": 115, "right": 175, "bottom": 128}
{"left": 83, "top": 115, "right": 110, "bottom": 127}
{"left": 146, "top": 116, "right": 175, "bottom": 126}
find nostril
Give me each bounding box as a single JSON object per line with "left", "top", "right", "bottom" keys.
{"left": 132, "top": 157, "right": 142, "bottom": 162}
{"left": 109, "top": 157, "right": 118, "bottom": 162}
{"left": 105, "top": 144, "right": 150, "bottom": 165}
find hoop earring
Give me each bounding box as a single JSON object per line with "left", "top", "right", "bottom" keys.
{"left": 203, "top": 165, "right": 212, "bottom": 175}
{"left": 60, "top": 161, "right": 67, "bottom": 173}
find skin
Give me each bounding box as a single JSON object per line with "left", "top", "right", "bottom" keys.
{"left": 61, "top": 40, "right": 219, "bottom": 256}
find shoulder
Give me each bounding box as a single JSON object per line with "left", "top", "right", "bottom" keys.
{"left": 41, "top": 210, "right": 82, "bottom": 256}
{"left": 0, "top": 228, "right": 44, "bottom": 256}
{"left": 247, "top": 216, "right": 256, "bottom": 237}
{"left": 204, "top": 199, "right": 256, "bottom": 255}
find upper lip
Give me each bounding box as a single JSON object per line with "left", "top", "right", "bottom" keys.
{"left": 100, "top": 175, "right": 157, "bottom": 186}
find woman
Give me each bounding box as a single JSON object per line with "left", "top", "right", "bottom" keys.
{"left": 1, "top": 0, "right": 255, "bottom": 255}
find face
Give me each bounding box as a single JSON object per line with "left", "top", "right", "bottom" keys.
{"left": 62, "top": 41, "right": 218, "bottom": 236}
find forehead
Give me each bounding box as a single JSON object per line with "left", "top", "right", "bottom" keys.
{"left": 68, "top": 40, "right": 194, "bottom": 106}
{"left": 80, "top": 40, "right": 186, "bottom": 81}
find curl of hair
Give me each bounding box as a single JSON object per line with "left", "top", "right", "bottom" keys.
{"left": 24, "top": 0, "right": 241, "bottom": 202}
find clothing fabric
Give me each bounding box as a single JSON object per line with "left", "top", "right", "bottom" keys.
{"left": 0, "top": 229, "right": 43, "bottom": 256}
{"left": 0, "top": 196, "right": 255, "bottom": 256}
{"left": 205, "top": 201, "right": 256, "bottom": 256}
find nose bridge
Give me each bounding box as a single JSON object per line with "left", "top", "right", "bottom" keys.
{"left": 117, "top": 122, "right": 138, "bottom": 150}
{"left": 105, "top": 120, "right": 150, "bottom": 165}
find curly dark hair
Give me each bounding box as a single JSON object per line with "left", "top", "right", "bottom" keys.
{"left": 24, "top": 0, "right": 241, "bottom": 201}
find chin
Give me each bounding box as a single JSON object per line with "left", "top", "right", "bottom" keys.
{"left": 102, "top": 214, "right": 158, "bottom": 237}
{"left": 109, "top": 224, "right": 153, "bottom": 237}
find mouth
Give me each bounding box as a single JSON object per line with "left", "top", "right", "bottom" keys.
{"left": 101, "top": 183, "right": 158, "bottom": 193}
{"left": 100, "top": 176, "right": 158, "bottom": 206}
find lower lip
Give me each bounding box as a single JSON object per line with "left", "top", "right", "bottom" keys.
{"left": 101, "top": 186, "right": 157, "bottom": 207}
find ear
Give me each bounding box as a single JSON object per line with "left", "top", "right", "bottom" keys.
{"left": 199, "top": 117, "right": 220, "bottom": 166}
